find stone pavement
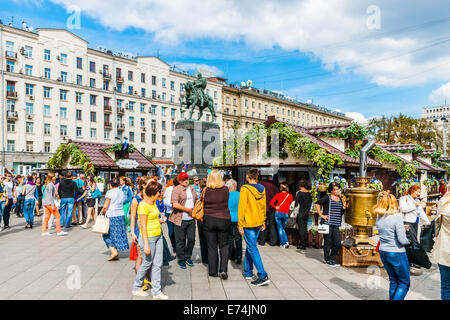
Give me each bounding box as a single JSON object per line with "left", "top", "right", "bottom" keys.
{"left": 0, "top": 213, "right": 442, "bottom": 300}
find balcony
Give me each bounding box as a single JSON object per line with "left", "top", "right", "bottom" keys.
{"left": 6, "top": 111, "right": 18, "bottom": 119}
{"left": 104, "top": 122, "right": 112, "bottom": 128}
{"left": 103, "top": 73, "right": 112, "bottom": 81}
{"left": 5, "top": 50, "right": 17, "bottom": 60}
{"left": 6, "top": 91, "right": 18, "bottom": 99}
{"left": 116, "top": 76, "right": 124, "bottom": 83}
{"left": 117, "top": 107, "right": 125, "bottom": 115}
{"left": 117, "top": 123, "right": 125, "bottom": 130}
{"left": 104, "top": 105, "right": 112, "bottom": 113}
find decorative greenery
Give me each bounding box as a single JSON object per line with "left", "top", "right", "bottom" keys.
{"left": 368, "top": 146, "right": 417, "bottom": 180}
{"left": 368, "top": 178, "right": 384, "bottom": 191}
{"left": 393, "top": 178, "right": 419, "bottom": 197}
{"left": 318, "top": 122, "right": 368, "bottom": 141}
{"left": 430, "top": 150, "right": 442, "bottom": 159}
{"left": 333, "top": 176, "right": 348, "bottom": 191}
{"left": 423, "top": 178, "right": 439, "bottom": 192}
{"left": 432, "top": 160, "right": 450, "bottom": 175}
{"left": 104, "top": 143, "right": 136, "bottom": 153}
{"left": 47, "top": 143, "right": 95, "bottom": 175}
{"left": 94, "top": 176, "right": 105, "bottom": 183}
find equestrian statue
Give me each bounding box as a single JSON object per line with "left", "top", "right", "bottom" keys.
{"left": 179, "top": 73, "right": 217, "bottom": 122}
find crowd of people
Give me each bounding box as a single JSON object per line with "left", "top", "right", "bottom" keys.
{"left": 0, "top": 168, "right": 448, "bottom": 300}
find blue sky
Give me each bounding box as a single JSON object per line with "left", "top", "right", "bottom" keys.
{"left": 4, "top": 0, "right": 450, "bottom": 123}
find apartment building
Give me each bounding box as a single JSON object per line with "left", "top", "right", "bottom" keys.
{"left": 0, "top": 24, "right": 222, "bottom": 172}
{"left": 422, "top": 105, "right": 450, "bottom": 125}
{"left": 220, "top": 84, "right": 352, "bottom": 137}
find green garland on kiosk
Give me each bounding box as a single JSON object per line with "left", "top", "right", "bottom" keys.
{"left": 47, "top": 143, "right": 95, "bottom": 175}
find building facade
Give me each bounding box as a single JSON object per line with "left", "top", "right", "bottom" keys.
{"left": 422, "top": 105, "right": 450, "bottom": 125}
{"left": 220, "top": 85, "right": 352, "bottom": 138}
{"left": 0, "top": 25, "right": 222, "bottom": 172}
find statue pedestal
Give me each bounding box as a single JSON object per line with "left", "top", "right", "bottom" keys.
{"left": 174, "top": 120, "right": 221, "bottom": 177}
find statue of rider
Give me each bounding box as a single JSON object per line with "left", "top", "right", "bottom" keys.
{"left": 193, "top": 73, "right": 207, "bottom": 107}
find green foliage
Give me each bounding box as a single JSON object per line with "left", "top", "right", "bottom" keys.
{"left": 368, "top": 146, "right": 417, "bottom": 180}
{"left": 318, "top": 122, "right": 368, "bottom": 140}
{"left": 433, "top": 160, "right": 450, "bottom": 175}
{"left": 47, "top": 143, "right": 95, "bottom": 175}
{"left": 104, "top": 143, "right": 136, "bottom": 153}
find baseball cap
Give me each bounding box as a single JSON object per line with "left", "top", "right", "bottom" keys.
{"left": 73, "top": 172, "right": 78, "bottom": 177}
{"left": 178, "top": 172, "right": 189, "bottom": 181}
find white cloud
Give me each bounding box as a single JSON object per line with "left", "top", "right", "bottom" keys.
{"left": 345, "top": 111, "right": 368, "bottom": 124}
{"left": 171, "top": 62, "right": 223, "bottom": 77}
{"left": 429, "top": 82, "right": 450, "bottom": 105}
{"left": 49, "top": 0, "right": 450, "bottom": 87}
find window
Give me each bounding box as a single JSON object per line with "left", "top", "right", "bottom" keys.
{"left": 44, "top": 142, "right": 51, "bottom": 153}
{"left": 60, "top": 53, "right": 67, "bottom": 64}
{"left": 162, "top": 121, "right": 166, "bottom": 130}
{"left": 162, "top": 78, "right": 166, "bottom": 87}
{"left": 26, "top": 141, "right": 33, "bottom": 152}
{"left": 214, "top": 91, "right": 217, "bottom": 99}
{"left": 25, "top": 65, "right": 32, "bottom": 76}
{"left": 26, "top": 122, "right": 34, "bottom": 133}
{"left": 103, "top": 81, "right": 109, "bottom": 91}
{"left": 226, "top": 97, "right": 230, "bottom": 104}
{"left": 44, "top": 105, "right": 50, "bottom": 116}
{"left": 129, "top": 116, "right": 134, "bottom": 126}
{"left": 90, "top": 111, "right": 96, "bottom": 122}
{"left": 151, "top": 75, "right": 156, "bottom": 85}
{"left": 152, "top": 148, "right": 156, "bottom": 157}
{"left": 90, "top": 128, "right": 96, "bottom": 139}
{"left": 151, "top": 105, "right": 156, "bottom": 114}
{"left": 24, "top": 46, "right": 32, "bottom": 58}
{"left": 170, "top": 81, "right": 175, "bottom": 90}
{"left": 170, "top": 95, "right": 174, "bottom": 103}
{"left": 161, "top": 92, "right": 166, "bottom": 101}
{"left": 76, "top": 92, "right": 82, "bottom": 103}
{"left": 60, "top": 125, "right": 67, "bottom": 136}
{"left": 60, "top": 107, "right": 67, "bottom": 118}
{"left": 44, "top": 87, "right": 51, "bottom": 98}
{"left": 104, "top": 97, "right": 111, "bottom": 107}
{"left": 161, "top": 107, "right": 167, "bottom": 116}
{"left": 7, "top": 121, "right": 15, "bottom": 132}
{"left": 141, "top": 73, "right": 146, "bottom": 83}
{"left": 89, "top": 61, "right": 95, "bottom": 72}
{"left": 128, "top": 86, "right": 133, "bottom": 95}
{"left": 129, "top": 132, "right": 135, "bottom": 142}
{"left": 162, "top": 135, "right": 166, "bottom": 144}
{"left": 7, "top": 140, "right": 15, "bottom": 152}
{"left": 233, "top": 98, "right": 237, "bottom": 105}
{"left": 116, "top": 68, "right": 122, "bottom": 78}
{"left": 26, "top": 84, "right": 34, "bottom": 96}
{"left": 60, "top": 71, "right": 67, "bottom": 82}
{"left": 76, "top": 127, "right": 82, "bottom": 137}
{"left": 151, "top": 120, "right": 156, "bottom": 130}
{"left": 76, "top": 75, "right": 82, "bottom": 85}
{"left": 104, "top": 130, "right": 111, "bottom": 140}
{"left": 128, "top": 71, "right": 133, "bottom": 81}
{"left": 44, "top": 68, "right": 51, "bottom": 79}
{"left": 141, "top": 88, "right": 146, "bottom": 97}
{"left": 26, "top": 103, "right": 33, "bottom": 114}
{"left": 116, "top": 83, "right": 122, "bottom": 93}
{"left": 171, "top": 122, "right": 175, "bottom": 131}
{"left": 90, "top": 78, "right": 96, "bottom": 88}
{"left": 76, "top": 57, "right": 82, "bottom": 69}
{"left": 152, "top": 134, "right": 156, "bottom": 143}
{"left": 6, "top": 61, "right": 14, "bottom": 72}
{"left": 128, "top": 101, "right": 134, "bottom": 111}
{"left": 171, "top": 108, "right": 176, "bottom": 118}
{"left": 140, "top": 103, "right": 145, "bottom": 113}
{"left": 90, "top": 95, "right": 96, "bottom": 105}
{"left": 7, "top": 100, "right": 15, "bottom": 112}
{"left": 44, "top": 124, "right": 51, "bottom": 135}
{"left": 76, "top": 110, "right": 82, "bottom": 120}
{"left": 60, "top": 90, "right": 67, "bottom": 101}
{"left": 141, "top": 133, "right": 146, "bottom": 143}
{"left": 140, "top": 118, "right": 145, "bottom": 127}
{"left": 44, "top": 49, "right": 51, "bottom": 61}
{"left": 162, "top": 149, "right": 166, "bottom": 157}
{"left": 180, "top": 83, "right": 184, "bottom": 91}
{"left": 152, "top": 90, "right": 157, "bottom": 99}
{"left": 245, "top": 99, "right": 248, "bottom": 107}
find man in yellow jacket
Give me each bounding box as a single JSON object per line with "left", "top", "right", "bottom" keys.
{"left": 238, "top": 168, "right": 270, "bottom": 286}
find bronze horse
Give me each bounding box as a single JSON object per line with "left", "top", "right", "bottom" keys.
{"left": 180, "top": 81, "right": 216, "bottom": 122}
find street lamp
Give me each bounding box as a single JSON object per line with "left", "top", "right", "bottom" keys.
{"left": 434, "top": 117, "right": 449, "bottom": 156}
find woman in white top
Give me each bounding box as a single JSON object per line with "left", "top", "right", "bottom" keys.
{"left": 435, "top": 190, "right": 450, "bottom": 300}
{"left": 163, "top": 177, "right": 179, "bottom": 257}
{"left": 101, "top": 177, "right": 128, "bottom": 261}
{"left": 398, "top": 185, "right": 430, "bottom": 247}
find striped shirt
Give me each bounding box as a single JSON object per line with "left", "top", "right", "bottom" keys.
{"left": 328, "top": 199, "right": 343, "bottom": 226}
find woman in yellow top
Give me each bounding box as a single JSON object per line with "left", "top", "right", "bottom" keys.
{"left": 132, "top": 180, "right": 168, "bottom": 299}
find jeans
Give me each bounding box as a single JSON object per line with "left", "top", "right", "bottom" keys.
{"left": 174, "top": 219, "right": 196, "bottom": 262}
{"left": 203, "top": 216, "right": 231, "bottom": 274}
{"left": 439, "top": 264, "right": 450, "bottom": 300}
{"left": 165, "top": 211, "right": 176, "bottom": 254}
{"left": 0, "top": 201, "right": 5, "bottom": 226}
{"left": 16, "top": 195, "right": 24, "bottom": 216}
{"left": 296, "top": 210, "right": 309, "bottom": 247}
{"left": 229, "top": 222, "right": 242, "bottom": 261}
{"left": 134, "top": 234, "right": 163, "bottom": 295}
{"left": 60, "top": 198, "right": 75, "bottom": 228}
{"left": 2, "top": 199, "right": 13, "bottom": 227}
{"left": 197, "top": 220, "right": 209, "bottom": 264}
{"left": 323, "top": 225, "right": 341, "bottom": 261}
{"left": 243, "top": 227, "right": 268, "bottom": 279}
{"left": 379, "top": 250, "right": 410, "bottom": 300}
{"left": 258, "top": 208, "right": 278, "bottom": 245}
{"left": 274, "top": 211, "right": 289, "bottom": 246}
{"left": 23, "top": 199, "right": 36, "bottom": 226}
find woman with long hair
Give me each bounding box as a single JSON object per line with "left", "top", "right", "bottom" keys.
{"left": 35, "top": 177, "right": 43, "bottom": 216}
{"left": 22, "top": 175, "right": 38, "bottom": 229}
{"left": 435, "top": 189, "right": 450, "bottom": 300}
{"left": 294, "top": 180, "right": 313, "bottom": 250}
{"left": 270, "top": 183, "right": 294, "bottom": 249}
{"left": 374, "top": 191, "right": 410, "bottom": 300}
{"left": 80, "top": 175, "right": 97, "bottom": 229}
{"left": 119, "top": 176, "right": 133, "bottom": 231}
{"left": 163, "top": 178, "right": 179, "bottom": 257}
{"left": 15, "top": 175, "right": 25, "bottom": 218}
{"left": 42, "top": 173, "right": 67, "bottom": 236}
{"left": 197, "top": 177, "right": 209, "bottom": 264}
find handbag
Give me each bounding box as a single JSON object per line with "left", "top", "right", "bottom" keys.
{"left": 419, "top": 220, "right": 435, "bottom": 252}
{"left": 91, "top": 187, "right": 102, "bottom": 199}
{"left": 191, "top": 187, "right": 205, "bottom": 221}
{"left": 129, "top": 241, "right": 138, "bottom": 261}
{"left": 92, "top": 213, "right": 110, "bottom": 234}
{"left": 289, "top": 191, "right": 299, "bottom": 219}
{"left": 318, "top": 196, "right": 331, "bottom": 234}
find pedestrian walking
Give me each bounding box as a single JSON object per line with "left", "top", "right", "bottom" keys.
{"left": 119, "top": 176, "right": 134, "bottom": 232}
{"left": 238, "top": 168, "right": 270, "bottom": 286}
{"left": 197, "top": 177, "right": 209, "bottom": 264}
{"left": 226, "top": 179, "right": 242, "bottom": 264}
{"left": 72, "top": 173, "right": 86, "bottom": 225}
{"left": 270, "top": 183, "right": 294, "bottom": 248}
{"left": 169, "top": 172, "right": 198, "bottom": 269}
{"left": 258, "top": 176, "right": 279, "bottom": 246}
{"left": 101, "top": 177, "right": 129, "bottom": 261}
{"left": 0, "top": 176, "right": 7, "bottom": 232}
{"left": 2, "top": 172, "right": 17, "bottom": 230}
{"left": 80, "top": 175, "right": 97, "bottom": 228}
{"left": 42, "top": 173, "right": 67, "bottom": 236}
{"left": 58, "top": 171, "right": 82, "bottom": 229}
{"left": 132, "top": 181, "right": 168, "bottom": 299}
{"left": 435, "top": 192, "right": 450, "bottom": 300}
{"left": 294, "top": 180, "right": 313, "bottom": 250}
{"left": 15, "top": 175, "right": 25, "bottom": 218}
{"left": 315, "top": 181, "right": 346, "bottom": 267}
{"left": 163, "top": 178, "right": 178, "bottom": 257}
{"left": 203, "top": 170, "right": 231, "bottom": 279}
{"left": 22, "top": 175, "right": 39, "bottom": 229}
{"left": 374, "top": 191, "right": 411, "bottom": 300}
{"left": 35, "top": 177, "right": 43, "bottom": 217}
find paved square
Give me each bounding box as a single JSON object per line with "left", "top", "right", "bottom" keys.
{"left": 0, "top": 214, "right": 441, "bottom": 300}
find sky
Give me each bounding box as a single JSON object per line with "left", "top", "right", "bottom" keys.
{"left": 3, "top": 0, "right": 450, "bottom": 124}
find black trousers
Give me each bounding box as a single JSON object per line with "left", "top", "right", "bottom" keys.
{"left": 258, "top": 208, "right": 278, "bottom": 245}
{"left": 2, "top": 199, "right": 13, "bottom": 227}
{"left": 197, "top": 220, "right": 209, "bottom": 264}
{"left": 296, "top": 210, "right": 309, "bottom": 247}
{"left": 323, "top": 225, "right": 341, "bottom": 261}
{"left": 405, "top": 222, "right": 419, "bottom": 244}
{"left": 174, "top": 219, "right": 196, "bottom": 262}
{"left": 229, "top": 222, "right": 242, "bottom": 261}
{"left": 203, "top": 216, "right": 231, "bottom": 275}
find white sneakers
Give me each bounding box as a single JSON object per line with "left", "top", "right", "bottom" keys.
{"left": 41, "top": 232, "right": 52, "bottom": 237}
{"left": 153, "top": 293, "right": 169, "bottom": 300}
{"left": 57, "top": 231, "right": 68, "bottom": 236}
{"left": 132, "top": 290, "right": 149, "bottom": 297}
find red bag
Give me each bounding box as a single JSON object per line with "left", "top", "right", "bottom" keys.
{"left": 129, "top": 241, "right": 138, "bottom": 261}
{"left": 375, "top": 240, "right": 380, "bottom": 253}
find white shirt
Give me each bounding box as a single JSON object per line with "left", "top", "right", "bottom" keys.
{"left": 399, "top": 195, "right": 430, "bottom": 224}
{"left": 4, "top": 181, "right": 15, "bottom": 199}
{"left": 163, "top": 186, "right": 174, "bottom": 213}
{"left": 105, "top": 188, "right": 126, "bottom": 218}
{"left": 182, "top": 187, "right": 194, "bottom": 221}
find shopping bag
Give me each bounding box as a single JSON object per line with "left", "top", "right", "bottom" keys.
{"left": 129, "top": 241, "right": 138, "bottom": 261}
{"left": 92, "top": 214, "right": 110, "bottom": 234}
{"left": 405, "top": 239, "right": 432, "bottom": 269}
{"left": 419, "top": 221, "right": 435, "bottom": 252}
